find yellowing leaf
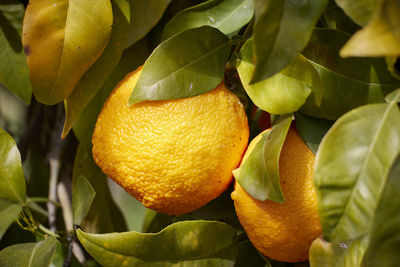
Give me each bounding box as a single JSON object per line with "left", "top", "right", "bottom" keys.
{"left": 22, "top": 0, "right": 113, "bottom": 105}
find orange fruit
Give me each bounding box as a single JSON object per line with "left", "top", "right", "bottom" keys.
{"left": 231, "top": 125, "right": 321, "bottom": 262}
{"left": 92, "top": 66, "right": 249, "bottom": 215}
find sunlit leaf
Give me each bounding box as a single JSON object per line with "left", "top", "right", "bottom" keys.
{"left": 73, "top": 145, "right": 126, "bottom": 233}
{"left": 335, "top": 0, "right": 379, "bottom": 26}
{"left": 251, "top": 0, "right": 328, "bottom": 83}
{"left": 162, "top": 0, "right": 254, "bottom": 40}
{"left": 62, "top": 1, "right": 130, "bottom": 138}
{"left": 237, "top": 39, "right": 319, "bottom": 115}
{"left": 0, "top": 0, "right": 31, "bottom": 104}
{"left": 294, "top": 112, "right": 333, "bottom": 154}
{"left": 22, "top": 0, "right": 113, "bottom": 105}
{"left": 363, "top": 154, "right": 400, "bottom": 267}
{"left": 77, "top": 220, "right": 238, "bottom": 266}
{"left": 301, "top": 28, "right": 400, "bottom": 120}
{"left": 314, "top": 94, "right": 400, "bottom": 241}
{"left": 0, "top": 199, "right": 22, "bottom": 240}
{"left": 385, "top": 88, "right": 400, "bottom": 103}
{"left": 129, "top": 26, "right": 230, "bottom": 105}
{"left": 0, "top": 127, "right": 25, "bottom": 205}
{"left": 125, "top": 0, "right": 170, "bottom": 48}
{"left": 0, "top": 236, "right": 57, "bottom": 267}
{"left": 340, "top": 0, "right": 400, "bottom": 58}
{"left": 309, "top": 235, "right": 369, "bottom": 267}
{"left": 233, "top": 115, "right": 292, "bottom": 202}
{"left": 72, "top": 175, "right": 96, "bottom": 226}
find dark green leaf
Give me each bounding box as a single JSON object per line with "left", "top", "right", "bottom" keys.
{"left": 0, "top": 127, "right": 25, "bottom": 205}
{"left": 62, "top": 1, "right": 130, "bottom": 138}
{"left": 321, "top": 5, "right": 360, "bottom": 35}
{"left": 301, "top": 28, "right": 400, "bottom": 120}
{"left": 251, "top": 0, "right": 328, "bottom": 83}
{"left": 233, "top": 115, "right": 292, "bottom": 202}
{"left": 314, "top": 96, "right": 400, "bottom": 241}
{"left": 0, "top": 236, "right": 57, "bottom": 267}
{"left": 363, "top": 154, "right": 400, "bottom": 267}
{"left": 0, "top": 199, "right": 22, "bottom": 239}
{"left": 77, "top": 220, "right": 238, "bottom": 266}
{"left": 340, "top": 0, "right": 400, "bottom": 58}
{"left": 237, "top": 39, "right": 316, "bottom": 115}
{"left": 73, "top": 145, "right": 126, "bottom": 233}
{"left": 162, "top": 0, "right": 254, "bottom": 40}
{"left": 72, "top": 175, "right": 96, "bottom": 225}
{"left": 113, "top": 0, "right": 130, "bottom": 22}
{"left": 125, "top": 0, "right": 171, "bottom": 48}
{"left": 294, "top": 112, "right": 333, "bottom": 154}
{"left": 235, "top": 240, "right": 267, "bottom": 267}
{"left": 141, "top": 209, "right": 174, "bottom": 233}
{"left": 129, "top": 26, "right": 230, "bottom": 105}
{"left": 0, "top": 0, "right": 31, "bottom": 104}
{"left": 22, "top": 0, "right": 113, "bottom": 105}
{"left": 386, "top": 57, "right": 400, "bottom": 80}
{"left": 73, "top": 38, "right": 151, "bottom": 149}
{"left": 309, "top": 235, "right": 369, "bottom": 267}
{"left": 385, "top": 88, "right": 400, "bottom": 103}
{"left": 335, "top": 0, "right": 379, "bottom": 26}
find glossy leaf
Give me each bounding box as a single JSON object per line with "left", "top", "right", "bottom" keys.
{"left": 237, "top": 39, "right": 318, "bottom": 115}
{"left": 340, "top": 0, "right": 400, "bottom": 58}
{"left": 72, "top": 38, "right": 151, "bottom": 148}
{"left": 72, "top": 175, "right": 96, "bottom": 226}
{"left": 125, "top": 0, "right": 170, "bottom": 48}
{"left": 233, "top": 115, "right": 292, "bottom": 202}
{"left": 314, "top": 98, "right": 400, "bottom": 241}
{"left": 0, "top": 199, "right": 22, "bottom": 239}
{"left": 301, "top": 29, "right": 400, "bottom": 120}
{"left": 62, "top": 1, "right": 130, "bottom": 138}
{"left": 309, "top": 235, "right": 369, "bottom": 267}
{"left": 0, "top": 127, "right": 25, "bottom": 205}
{"left": 0, "top": 236, "right": 57, "bottom": 267}
{"left": 129, "top": 26, "right": 230, "bottom": 105}
{"left": 0, "top": 0, "right": 31, "bottom": 104}
{"left": 363, "top": 154, "right": 400, "bottom": 267}
{"left": 335, "top": 0, "right": 379, "bottom": 26}
{"left": 77, "top": 220, "right": 238, "bottom": 266}
{"left": 162, "top": 0, "right": 254, "bottom": 40}
{"left": 251, "top": 0, "right": 328, "bottom": 83}
{"left": 73, "top": 145, "right": 126, "bottom": 233}
{"left": 294, "top": 112, "right": 333, "bottom": 154}
{"left": 22, "top": 0, "right": 113, "bottom": 105}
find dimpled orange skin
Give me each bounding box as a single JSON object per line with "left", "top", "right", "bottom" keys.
{"left": 92, "top": 66, "right": 249, "bottom": 215}
{"left": 231, "top": 126, "right": 321, "bottom": 262}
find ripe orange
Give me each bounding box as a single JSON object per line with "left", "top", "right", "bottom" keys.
{"left": 92, "top": 66, "right": 249, "bottom": 215}
{"left": 231, "top": 125, "right": 321, "bottom": 262}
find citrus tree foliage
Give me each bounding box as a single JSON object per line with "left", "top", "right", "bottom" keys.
{"left": 1, "top": 0, "right": 400, "bottom": 266}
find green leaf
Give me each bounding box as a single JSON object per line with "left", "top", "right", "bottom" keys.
{"left": 294, "top": 112, "right": 333, "bottom": 154}
{"left": 363, "top": 154, "right": 400, "bottom": 267}
{"left": 0, "top": 127, "right": 25, "bottom": 205}
{"left": 73, "top": 145, "right": 126, "bottom": 233}
{"left": 251, "top": 0, "right": 328, "bottom": 83}
{"left": 0, "top": 199, "right": 22, "bottom": 240}
{"left": 125, "top": 0, "right": 171, "bottom": 48}
{"left": 128, "top": 26, "right": 230, "bottom": 105}
{"left": 340, "top": 0, "right": 400, "bottom": 58}
{"left": 22, "top": 0, "right": 113, "bottom": 105}
{"left": 233, "top": 115, "right": 292, "bottom": 202}
{"left": 235, "top": 240, "right": 268, "bottom": 267}
{"left": 77, "top": 220, "right": 238, "bottom": 266}
{"left": 72, "top": 175, "right": 96, "bottom": 226}
{"left": 0, "top": 236, "right": 57, "bottom": 267}
{"left": 0, "top": 0, "right": 31, "bottom": 104}
{"left": 301, "top": 28, "right": 400, "bottom": 120}
{"left": 314, "top": 96, "right": 400, "bottom": 241}
{"left": 113, "top": 0, "right": 130, "bottom": 22}
{"left": 162, "top": 0, "right": 254, "bottom": 40}
{"left": 386, "top": 57, "right": 400, "bottom": 80}
{"left": 237, "top": 39, "right": 318, "bottom": 115}
{"left": 321, "top": 5, "right": 360, "bottom": 35}
{"left": 335, "top": 0, "right": 379, "bottom": 26}
{"left": 73, "top": 38, "right": 151, "bottom": 148}
{"left": 62, "top": 1, "right": 130, "bottom": 138}
{"left": 129, "top": 26, "right": 230, "bottom": 105}
{"left": 385, "top": 88, "right": 400, "bottom": 103}
{"left": 141, "top": 209, "right": 174, "bottom": 233}
{"left": 309, "top": 235, "right": 369, "bottom": 267}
